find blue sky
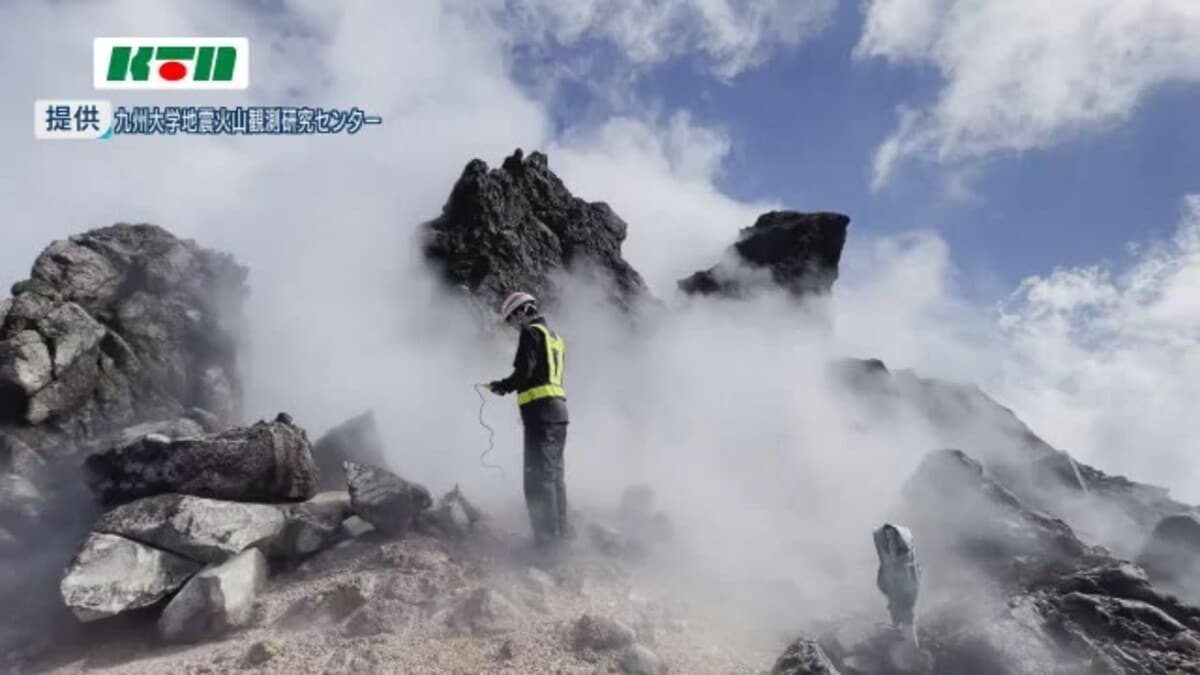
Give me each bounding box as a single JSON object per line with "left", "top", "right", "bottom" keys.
{"left": 516, "top": 0, "right": 1200, "bottom": 291}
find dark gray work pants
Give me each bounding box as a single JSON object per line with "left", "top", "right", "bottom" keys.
{"left": 523, "top": 420, "right": 569, "bottom": 545}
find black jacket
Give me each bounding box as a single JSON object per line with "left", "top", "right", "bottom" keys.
{"left": 495, "top": 317, "right": 568, "bottom": 424}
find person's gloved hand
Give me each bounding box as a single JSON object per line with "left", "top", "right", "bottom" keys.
{"left": 486, "top": 381, "right": 511, "bottom": 395}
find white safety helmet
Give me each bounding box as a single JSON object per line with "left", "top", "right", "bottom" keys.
{"left": 500, "top": 291, "right": 537, "bottom": 321}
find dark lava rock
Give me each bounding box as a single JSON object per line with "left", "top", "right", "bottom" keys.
{"left": 679, "top": 211, "right": 848, "bottom": 299}
{"left": 423, "top": 149, "right": 649, "bottom": 313}
{"left": 345, "top": 461, "right": 432, "bottom": 535}
{"left": 83, "top": 413, "right": 319, "bottom": 506}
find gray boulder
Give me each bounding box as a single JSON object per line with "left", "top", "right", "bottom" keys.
{"left": 312, "top": 411, "right": 388, "bottom": 490}
{"left": 271, "top": 491, "right": 353, "bottom": 559}
{"left": 93, "top": 493, "right": 286, "bottom": 564}
{"left": 84, "top": 413, "right": 320, "bottom": 506}
{"left": 345, "top": 461, "right": 432, "bottom": 535}
{"left": 60, "top": 532, "right": 200, "bottom": 622}
{"left": 158, "top": 547, "right": 267, "bottom": 643}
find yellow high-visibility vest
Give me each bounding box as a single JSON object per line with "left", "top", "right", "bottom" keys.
{"left": 517, "top": 323, "right": 566, "bottom": 406}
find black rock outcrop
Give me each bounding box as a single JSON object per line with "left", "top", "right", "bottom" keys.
{"left": 423, "top": 149, "right": 649, "bottom": 313}
{"left": 679, "top": 211, "right": 848, "bottom": 299}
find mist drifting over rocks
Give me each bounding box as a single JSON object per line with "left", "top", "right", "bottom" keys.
{"left": 1, "top": 150, "right": 1198, "bottom": 674}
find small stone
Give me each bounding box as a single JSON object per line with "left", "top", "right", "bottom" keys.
{"left": 498, "top": 639, "right": 516, "bottom": 660}
{"left": 341, "top": 515, "right": 375, "bottom": 538}
{"left": 618, "top": 645, "right": 664, "bottom": 675}
{"left": 437, "top": 587, "right": 521, "bottom": 636}
{"left": 276, "top": 584, "right": 368, "bottom": 630}
{"left": 243, "top": 640, "right": 282, "bottom": 668}
{"left": 573, "top": 614, "right": 637, "bottom": 653}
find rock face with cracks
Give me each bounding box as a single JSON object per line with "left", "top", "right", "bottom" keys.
{"left": 679, "top": 211, "right": 848, "bottom": 299}
{"left": 83, "top": 413, "right": 320, "bottom": 506}
{"left": 423, "top": 148, "right": 649, "bottom": 313}
{"left": 60, "top": 532, "right": 201, "bottom": 622}
{"left": 0, "top": 224, "right": 246, "bottom": 452}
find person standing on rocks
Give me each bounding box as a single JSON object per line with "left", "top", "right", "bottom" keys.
{"left": 486, "top": 292, "right": 571, "bottom": 550}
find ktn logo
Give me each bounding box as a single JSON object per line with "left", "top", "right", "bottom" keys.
{"left": 94, "top": 37, "right": 249, "bottom": 90}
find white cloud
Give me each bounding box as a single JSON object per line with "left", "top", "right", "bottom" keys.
{"left": 993, "top": 196, "right": 1200, "bottom": 498}
{"left": 499, "top": 0, "right": 838, "bottom": 81}
{"left": 549, "top": 111, "right": 775, "bottom": 292}
{"left": 857, "top": 0, "right": 1200, "bottom": 187}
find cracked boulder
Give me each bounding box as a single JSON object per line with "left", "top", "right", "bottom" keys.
{"left": 60, "top": 532, "right": 200, "bottom": 622}
{"left": 158, "top": 547, "right": 268, "bottom": 643}
{"left": 93, "top": 493, "right": 286, "bottom": 564}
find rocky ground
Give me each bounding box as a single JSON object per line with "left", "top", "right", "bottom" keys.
{"left": 38, "top": 513, "right": 777, "bottom": 675}
{"left": 5, "top": 149, "right": 1200, "bottom": 674}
